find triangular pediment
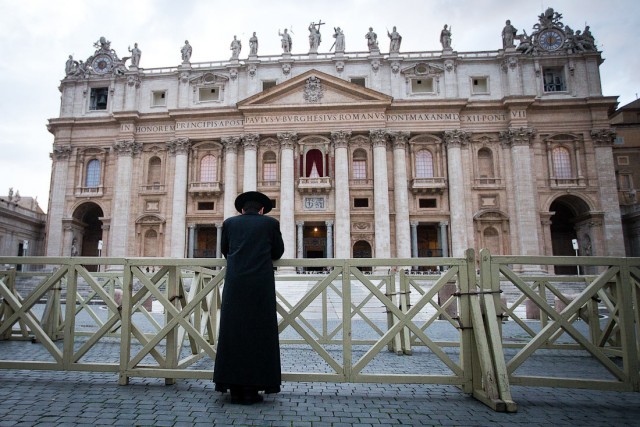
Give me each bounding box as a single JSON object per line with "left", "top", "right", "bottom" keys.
{"left": 237, "top": 69, "right": 392, "bottom": 110}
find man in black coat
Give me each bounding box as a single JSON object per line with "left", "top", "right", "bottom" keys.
{"left": 214, "top": 191, "right": 285, "bottom": 404}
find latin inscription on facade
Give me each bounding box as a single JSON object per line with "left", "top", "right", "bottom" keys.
{"left": 121, "top": 113, "right": 510, "bottom": 134}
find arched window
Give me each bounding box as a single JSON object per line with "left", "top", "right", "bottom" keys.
{"left": 415, "top": 150, "right": 434, "bottom": 178}
{"left": 85, "top": 159, "right": 100, "bottom": 188}
{"left": 263, "top": 151, "right": 277, "bottom": 181}
{"left": 352, "top": 149, "right": 367, "bottom": 179}
{"left": 552, "top": 147, "right": 572, "bottom": 178}
{"left": 200, "top": 155, "right": 217, "bottom": 182}
{"left": 147, "top": 156, "right": 162, "bottom": 185}
{"left": 477, "top": 148, "right": 494, "bottom": 178}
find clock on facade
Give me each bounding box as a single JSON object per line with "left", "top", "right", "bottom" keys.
{"left": 91, "top": 54, "right": 113, "bottom": 74}
{"left": 538, "top": 29, "right": 565, "bottom": 51}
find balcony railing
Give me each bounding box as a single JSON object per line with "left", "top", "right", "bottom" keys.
{"left": 189, "top": 181, "right": 222, "bottom": 197}
{"left": 297, "top": 177, "right": 332, "bottom": 194}
{"left": 549, "top": 178, "right": 586, "bottom": 187}
{"left": 74, "top": 186, "right": 103, "bottom": 197}
{"left": 349, "top": 178, "right": 373, "bottom": 188}
{"left": 410, "top": 177, "right": 447, "bottom": 194}
{"left": 139, "top": 184, "right": 166, "bottom": 194}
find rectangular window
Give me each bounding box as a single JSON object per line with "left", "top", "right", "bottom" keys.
{"left": 263, "top": 162, "right": 277, "bottom": 181}
{"left": 411, "top": 78, "right": 434, "bottom": 93}
{"left": 471, "top": 77, "right": 489, "bottom": 94}
{"left": 262, "top": 80, "right": 277, "bottom": 91}
{"left": 199, "top": 87, "right": 220, "bottom": 102}
{"left": 197, "top": 202, "right": 215, "bottom": 211}
{"left": 617, "top": 156, "right": 629, "bottom": 166}
{"left": 270, "top": 199, "right": 277, "bottom": 209}
{"left": 543, "top": 68, "right": 566, "bottom": 92}
{"left": 419, "top": 198, "right": 437, "bottom": 209}
{"left": 618, "top": 174, "right": 632, "bottom": 190}
{"left": 352, "top": 160, "right": 366, "bottom": 179}
{"left": 152, "top": 91, "right": 167, "bottom": 107}
{"left": 350, "top": 77, "right": 366, "bottom": 87}
{"left": 354, "top": 198, "right": 369, "bottom": 208}
{"left": 89, "top": 87, "right": 109, "bottom": 110}
{"left": 615, "top": 136, "right": 625, "bottom": 145}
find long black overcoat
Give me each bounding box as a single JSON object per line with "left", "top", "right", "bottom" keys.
{"left": 213, "top": 212, "right": 285, "bottom": 393}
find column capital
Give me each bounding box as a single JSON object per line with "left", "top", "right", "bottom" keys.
{"left": 331, "top": 130, "right": 352, "bottom": 148}
{"left": 114, "top": 139, "right": 143, "bottom": 156}
{"left": 389, "top": 131, "right": 410, "bottom": 149}
{"left": 591, "top": 128, "right": 616, "bottom": 146}
{"left": 221, "top": 136, "right": 242, "bottom": 154}
{"left": 443, "top": 129, "right": 470, "bottom": 148}
{"left": 52, "top": 145, "right": 72, "bottom": 160}
{"left": 277, "top": 131, "right": 298, "bottom": 149}
{"left": 499, "top": 127, "right": 535, "bottom": 147}
{"left": 296, "top": 221, "right": 305, "bottom": 227}
{"left": 369, "top": 129, "right": 388, "bottom": 148}
{"left": 325, "top": 220, "right": 334, "bottom": 227}
{"left": 243, "top": 133, "right": 260, "bottom": 150}
{"left": 439, "top": 221, "right": 449, "bottom": 227}
{"left": 166, "top": 137, "right": 191, "bottom": 155}
{"left": 410, "top": 221, "right": 419, "bottom": 227}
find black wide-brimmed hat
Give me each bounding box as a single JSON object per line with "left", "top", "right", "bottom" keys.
{"left": 234, "top": 191, "right": 273, "bottom": 214}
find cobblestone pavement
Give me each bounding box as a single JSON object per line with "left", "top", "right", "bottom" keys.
{"left": 1, "top": 368, "right": 640, "bottom": 426}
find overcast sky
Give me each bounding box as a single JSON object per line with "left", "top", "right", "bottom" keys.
{"left": 0, "top": 0, "right": 638, "bottom": 212}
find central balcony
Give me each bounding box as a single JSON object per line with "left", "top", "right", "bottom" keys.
{"left": 297, "top": 177, "right": 332, "bottom": 194}
{"left": 410, "top": 177, "right": 447, "bottom": 194}
{"left": 189, "top": 181, "right": 222, "bottom": 197}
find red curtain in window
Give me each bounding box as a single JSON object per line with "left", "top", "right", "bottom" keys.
{"left": 305, "top": 149, "right": 324, "bottom": 177}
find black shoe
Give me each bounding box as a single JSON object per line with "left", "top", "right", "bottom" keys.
{"left": 240, "top": 392, "right": 263, "bottom": 405}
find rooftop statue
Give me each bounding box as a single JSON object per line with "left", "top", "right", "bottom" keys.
{"left": 332, "top": 27, "right": 345, "bottom": 53}
{"left": 181, "top": 40, "right": 192, "bottom": 62}
{"left": 279, "top": 28, "right": 292, "bottom": 53}
{"left": 365, "top": 27, "right": 378, "bottom": 52}
{"left": 502, "top": 20, "right": 517, "bottom": 49}
{"left": 387, "top": 26, "right": 402, "bottom": 53}
{"left": 128, "top": 43, "right": 141, "bottom": 67}
{"left": 230, "top": 35, "right": 242, "bottom": 60}
{"left": 440, "top": 24, "right": 452, "bottom": 49}
{"left": 308, "top": 21, "right": 324, "bottom": 53}
{"left": 249, "top": 32, "right": 258, "bottom": 56}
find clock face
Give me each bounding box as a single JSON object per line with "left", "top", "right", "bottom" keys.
{"left": 92, "top": 54, "right": 113, "bottom": 74}
{"left": 538, "top": 29, "right": 564, "bottom": 51}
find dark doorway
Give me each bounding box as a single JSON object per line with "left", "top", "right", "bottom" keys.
{"left": 73, "top": 203, "right": 104, "bottom": 272}
{"left": 195, "top": 226, "right": 217, "bottom": 258}
{"left": 303, "top": 223, "right": 326, "bottom": 271}
{"left": 416, "top": 223, "right": 442, "bottom": 272}
{"left": 353, "top": 240, "right": 372, "bottom": 273}
{"left": 549, "top": 196, "right": 589, "bottom": 275}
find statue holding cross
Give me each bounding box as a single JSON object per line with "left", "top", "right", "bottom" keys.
{"left": 308, "top": 20, "right": 324, "bottom": 53}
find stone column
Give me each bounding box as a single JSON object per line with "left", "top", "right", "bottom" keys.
{"left": 216, "top": 223, "right": 223, "bottom": 258}
{"left": 331, "top": 130, "right": 352, "bottom": 258}
{"left": 296, "top": 221, "right": 304, "bottom": 259}
{"left": 444, "top": 130, "right": 470, "bottom": 257}
{"left": 439, "top": 221, "right": 449, "bottom": 257}
{"left": 188, "top": 225, "right": 195, "bottom": 258}
{"left": 410, "top": 221, "right": 419, "bottom": 258}
{"left": 243, "top": 133, "right": 259, "bottom": 192}
{"left": 499, "top": 128, "right": 540, "bottom": 258}
{"left": 278, "top": 132, "right": 298, "bottom": 260}
{"left": 591, "top": 129, "right": 625, "bottom": 256}
{"left": 390, "top": 131, "right": 412, "bottom": 258}
{"left": 370, "top": 129, "right": 391, "bottom": 259}
{"left": 167, "top": 138, "right": 191, "bottom": 258}
{"left": 325, "top": 221, "right": 334, "bottom": 258}
{"left": 110, "top": 139, "right": 142, "bottom": 257}
{"left": 45, "top": 146, "right": 72, "bottom": 256}
{"left": 222, "top": 136, "right": 241, "bottom": 220}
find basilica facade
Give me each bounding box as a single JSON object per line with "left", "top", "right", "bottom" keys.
{"left": 45, "top": 9, "right": 625, "bottom": 272}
